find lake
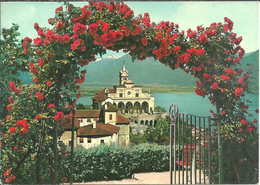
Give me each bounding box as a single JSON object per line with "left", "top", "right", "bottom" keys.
{"left": 78, "top": 93, "right": 259, "bottom": 120}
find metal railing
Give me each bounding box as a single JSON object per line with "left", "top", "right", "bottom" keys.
{"left": 169, "top": 104, "right": 214, "bottom": 184}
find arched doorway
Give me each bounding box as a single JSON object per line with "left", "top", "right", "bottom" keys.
{"left": 150, "top": 120, "right": 153, "bottom": 126}
{"left": 142, "top": 102, "right": 149, "bottom": 113}
{"left": 118, "top": 102, "right": 125, "bottom": 114}
{"left": 145, "top": 120, "right": 149, "bottom": 125}
{"left": 140, "top": 120, "right": 144, "bottom": 125}
{"left": 126, "top": 102, "right": 133, "bottom": 113}
{"left": 134, "top": 102, "right": 141, "bottom": 113}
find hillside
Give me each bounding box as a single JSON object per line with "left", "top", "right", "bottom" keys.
{"left": 82, "top": 54, "right": 197, "bottom": 88}
{"left": 19, "top": 50, "right": 259, "bottom": 92}
{"left": 82, "top": 50, "right": 259, "bottom": 91}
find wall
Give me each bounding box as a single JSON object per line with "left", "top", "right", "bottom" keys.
{"left": 78, "top": 118, "right": 97, "bottom": 127}
{"left": 60, "top": 131, "right": 77, "bottom": 148}
{"left": 104, "top": 112, "right": 116, "bottom": 125}
{"left": 77, "top": 134, "right": 118, "bottom": 149}
{"left": 117, "top": 124, "right": 130, "bottom": 146}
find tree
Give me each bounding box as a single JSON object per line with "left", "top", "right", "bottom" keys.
{"left": 154, "top": 106, "right": 166, "bottom": 113}
{"left": 145, "top": 116, "right": 170, "bottom": 145}
{"left": 0, "top": 24, "right": 27, "bottom": 119}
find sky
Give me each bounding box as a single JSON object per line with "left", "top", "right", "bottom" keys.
{"left": 1, "top": 1, "right": 259, "bottom": 57}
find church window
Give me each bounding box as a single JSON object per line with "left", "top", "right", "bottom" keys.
{"left": 80, "top": 138, "right": 84, "bottom": 143}
{"left": 87, "top": 118, "right": 91, "bottom": 122}
{"left": 109, "top": 114, "right": 113, "bottom": 120}
{"left": 135, "top": 93, "right": 139, "bottom": 97}
{"left": 127, "top": 91, "right": 131, "bottom": 95}
{"left": 101, "top": 139, "right": 104, "bottom": 144}
{"left": 124, "top": 77, "right": 127, "bottom": 80}
{"left": 119, "top": 93, "right": 123, "bottom": 97}
{"left": 88, "top": 138, "right": 91, "bottom": 143}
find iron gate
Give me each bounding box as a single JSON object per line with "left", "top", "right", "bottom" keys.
{"left": 169, "top": 104, "right": 216, "bottom": 184}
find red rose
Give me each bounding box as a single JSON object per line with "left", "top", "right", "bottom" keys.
{"left": 46, "top": 81, "right": 52, "bottom": 86}
{"left": 174, "top": 45, "right": 181, "bottom": 53}
{"left": 37, "top": 92, "right": 44, "bottom": 101}
{"left": 199, "top": 34, "right": 208, "bottom": 43}
{"left": 141, "top": 38, "right": 148, "bottom": 46}
{"left": 238, "top": 128, "right": 242, "bottom": 132}
{"left": 7, "top": 105, "right": 11, "bottom": 111}
{"left": 195, "top": 49, "right": 205, "bottom": 56}
{"left": 34, "top": 23, "right": 39, "bottom": 30}
{"left": 37, "top": 58, "right": 44, "bottom": 67}
{"left": 211, "top": 82, "right": 219, "bottom": 90}
{"left": 188, "top": 32, "right": 196, "bottom": 39}
{"left": 221, "top": 74, "right": 230, "bottom": 81}
{"left": 245, "top": 126, "right": 252, "bottom": 134}
{"left": 221, "top": 88, "right": 227, "bottom": 92}
{"left": 255, "top": 109, "right": 259, "bottom": 113}
{"left": 14, "top": 146, "right": 18, "bottom": 150}
{"left": 203, "top": 73, "right": 211, "bottom": 80}
{"left": 235, "top": 88, "right": 243, "bottom": 97}
{"left": 241, "top": 119, "right": 248, "bottom": 126}
{"left": 4, "top": 170, "right": 11, "bottom": 178}
{"left": 35, "top": 115, "right": 41, "bottom": 120}
{"left": 49, "top": 104, "right": 55, "bottom": 109}
{"left": 55, "top": 6, "right": 63, "bottom": 14}
{"left": 237, "top": 77, "right": 244, "bottom": 85}
{"left": 226, "top": 57, "right": 231, "bottom": 62}
{"left": 89, "top": 23, "right": 98, "bottom": 35}
{"left": 9, "top": 127, "right": 16, "bottom": 133}
{"left": 54, "top": 112, "right": 64, "bottom": 121}
{"left": 56, "top": 21, "right": 65, "bottom": 31}
{"left": 234, "top": 36, "right": 242, "bottom": 45}
{"left": 195, "top": 89, "right": 206, "bottom": 96}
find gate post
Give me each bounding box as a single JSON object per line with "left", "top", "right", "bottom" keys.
{"left": 216, "top": 106, "right": 223, "bottom": 184}
{"left": 217, "top": 118, "right": 224, "bottom": 184}
{"left": 70, "top": 108, "right": 76, "bottom": 185}
{"left": 169, "top": 104, "right": 178, "bottom": 185}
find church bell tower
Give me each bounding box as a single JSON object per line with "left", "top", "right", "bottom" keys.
{"left": 119, "top": 62, "right": 129, "bottom": 86}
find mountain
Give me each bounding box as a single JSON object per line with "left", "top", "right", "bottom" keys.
{"left": 18, "top": 50, "right": 259, "bottom": 92}
{"left": 239, "top": 50, "right": 259, "bottom": 92}
{"left": 82, "top": 50, "right": 259, "bottom": 91}
{"left": 82, "top": 54, "right": 197, "bottom": 88}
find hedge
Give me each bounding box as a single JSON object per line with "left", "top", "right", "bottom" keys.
{"left": 59, "top": 144, "right": 172, "bottom": 183}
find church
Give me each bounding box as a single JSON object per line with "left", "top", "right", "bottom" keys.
{"left": 92, "top": 63, "right": 155, "bottom": 114}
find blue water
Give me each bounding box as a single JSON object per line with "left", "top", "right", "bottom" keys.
{"left": 78, "top": 93, "right": 259, "bottom": 120}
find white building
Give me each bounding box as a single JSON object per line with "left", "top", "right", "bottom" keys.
{"left": 60, "top": 103, "right": 130, "bottom": 149}
{"left": 92, "top": 64, "right": 154, "bottom": 114}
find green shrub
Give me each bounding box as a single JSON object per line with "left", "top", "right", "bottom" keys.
{"left": 59, "top": 144, "right": 171, "bottom": 183}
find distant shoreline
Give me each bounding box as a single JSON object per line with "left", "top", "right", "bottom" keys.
{"left": 76, "top": 85, "right": 196, "bottom": 97}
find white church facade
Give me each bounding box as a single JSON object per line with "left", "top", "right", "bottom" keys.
{"left": 92, "top": 64, "right": 155, "bottom": 114}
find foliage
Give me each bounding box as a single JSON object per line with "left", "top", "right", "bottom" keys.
{"left": 145, "top": 116, "right": 170, "bottom": 145}
{"left": 154, "top": 106, "right": 166, "bottom": 113}
{"left": 75, "top": 103, "right": 92, "bottom": 110}
{"left": 60, "top": 144, "right": 171, "bottom": 182}
{"left": 209, "top": 132, "right": 258, "bottom": 184}
{"left": 0, "top": 24, "right": 27, "bottom": 119}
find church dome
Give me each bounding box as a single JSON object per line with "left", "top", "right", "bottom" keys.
{"left": 125, "top": 79, "right": 134, "bottom": 84}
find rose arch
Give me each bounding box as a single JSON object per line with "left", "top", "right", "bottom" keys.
{"left": 1, "top": 2, "right": 258, "bottom": 184}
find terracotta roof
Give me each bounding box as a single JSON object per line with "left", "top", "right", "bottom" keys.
{"left": 102, "top": 103, "right": 119, "bottom": 112}
{"left": 92, "top": 89, "right": 114, "bottom": 102}
{"left": 77, "top": 123, "right": 120, "bottom": 137}
{"left": 75, "top": 110, "right": 100, "bottom": 118}
{"left": 60, "top": 118, "right": 80, "bottom": 130}
{"left": 116, "top": 114, "right": 130, "bottom": 124}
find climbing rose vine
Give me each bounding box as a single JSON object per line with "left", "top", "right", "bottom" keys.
{"left": 1, "top": 2, "right": 258, "bottom": 184}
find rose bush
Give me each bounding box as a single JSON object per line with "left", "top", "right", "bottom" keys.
{"left": 1, "top": 2, "right": 258, "bottom": 184}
